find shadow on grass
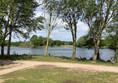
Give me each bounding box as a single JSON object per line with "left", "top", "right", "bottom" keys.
{"left": 0, "top": 54, "right": 33, "bottom": 60}
{"left": 0, "top": 54, "right": 33, "bottom": 66}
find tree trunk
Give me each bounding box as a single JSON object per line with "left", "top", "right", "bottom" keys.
{"left": 93, "top": 44, "right": 100, "bottom": 61}
{"left": 71, "top": 17, "right": 77, "bottom": 60}
{"left": 45, "top": 30, "right": 51, "bottom": 56}
{"left": 72, "top": 39, "right": 76, "bottom": 59}
{"left": 72, "top": 19, "right": 77, "bottom": 60}
{"left": 114, "top": 50, "right": 118, "bottom": 62}
{"left": 113, "top": 42, "right": 118, "bottom": 62}
{"left": 7, "top": 30, "right": 12, "bottom": 56}
{"left": 1, "top": 40, "right": 5, "bottom": 57}
{"left": 93, "top": 35, "right": 101, "bottom": 61}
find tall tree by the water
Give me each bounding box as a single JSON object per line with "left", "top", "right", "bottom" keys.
{"left": 57, "top": 0, "right": 84, "bottom": 59}
{"left": 42, "top": 0, "right": 59, "bottom": 56}
{"left": 0, "top": 0, "right": 43, "bottom": 56}
{"left": 83, "top": 0, "right": 118, "bottom": 61}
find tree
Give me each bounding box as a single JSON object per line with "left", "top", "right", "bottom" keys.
{"left": 106, "top": 24, "right": 118, "bottom": 62}
{"left": 7, "top": 0, "right": 43, "bottom": 56}
{"left": 0, "top": 0, "right": 10, "bottom": 56}
{"left": 77, "top": 36, "right": 86, "bottom": 47}
{"left": 42, "top": 0, "right": 59, "bottom": 56}
{"left": 83, "top": 0, "right": 118, "bottom": 61}
{"left": 77, "top": 35, "right": 94, "bottom": 48}
{"left": 30, "top": 35, "right": 39, "bottom": 47}
{"left": 57, "top": 0, "right": 84, "bottom": 59}
{"left": 0, "top": 0, "right": 43, "bottom": 56}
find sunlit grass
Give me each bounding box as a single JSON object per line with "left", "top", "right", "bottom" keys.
{"left": 0, "top": 55, "right": 118, "bottom": 66}
{"left": 30, "top": 55, "right": 118, "bottom": 66}
{"left": 2, "top": 66, "right": 118, "bottom": 83}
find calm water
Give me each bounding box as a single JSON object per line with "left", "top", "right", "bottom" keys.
{"left": 0, "top": 47, "right": 115, "bottom": 61}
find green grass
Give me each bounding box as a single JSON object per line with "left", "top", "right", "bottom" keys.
{"left": 0, "top": 55, "right": 118, "bottom": 66}
{"left": 30, "top": 55, "right": 118, "bottom": 66}
{"left": 2, "top": 66, "right": 118, "bottom": 83}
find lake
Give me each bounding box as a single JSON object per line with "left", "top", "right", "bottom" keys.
{"left": 0, "top": 47, "right": 115, "bottom": 61}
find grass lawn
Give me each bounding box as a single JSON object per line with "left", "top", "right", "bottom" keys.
{"left": 2, "top": 65, "right": 118, "bottom": 83}
{"left": 0, "top": 55, "right": 118, "bottom": 66}
{"left": 30, "top": 56, "right": 118, "bottom": 66}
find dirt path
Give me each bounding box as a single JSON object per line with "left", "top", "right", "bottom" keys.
{"left": 1, "top": 61, "right": 118, "bottom": 75}
{"left": 0, "top": 61, "right": 118, "bottom": 82}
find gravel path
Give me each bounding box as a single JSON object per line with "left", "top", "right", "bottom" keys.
{"left": 0, "top": 61, "right": 118, "bottom": 82}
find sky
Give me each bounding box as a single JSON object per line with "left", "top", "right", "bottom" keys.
{"left": 11, "top": 1, "right": 89, "bottom": 42}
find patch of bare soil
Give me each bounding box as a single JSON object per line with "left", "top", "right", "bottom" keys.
{"left": 34, "top": 65, "right": 56, "bottom": 69}
{"left": 0, "top": 60, "right": 20, "bottom": 71}
{"left": 0, "top": 60, "right": 15, "bottom": 66}
{"left": 63, "top": 80, "right": 79, "bottom": 83}
{"left": 0, "top": 79, "right": 4, "bottom": 83}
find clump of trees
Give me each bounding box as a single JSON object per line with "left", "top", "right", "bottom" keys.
{"left": 57, "top": 0, "right": 84, "bottom": 59}
{"left": 82, "top": 0, "right": 118, "bottom": 61}
{"left": 11, "top": 41, "right": 23, "bottom": 47}
{"left": 0, "top": 0, "right": 44, "bottom": 56}
{"left": 77, "top": 35, "right": 94, "bottom": 48}
{"left": 30, "top": 35, "right": 72, "bottom": 48}
{"left": 105, "top": 24, "right": 118, "bottom": 62}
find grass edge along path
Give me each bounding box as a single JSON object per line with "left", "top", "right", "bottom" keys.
{"left": 0, "top": 55, "right": 118, "bottom": 67}
{"left": 1, "top": 62, "right": 118, "bottom": 83}
{"left": 30, "top": 55, "right": 118, "bottom": 66}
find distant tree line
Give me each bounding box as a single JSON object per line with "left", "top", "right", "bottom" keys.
{"left": 30, "top": 35, "right": 72, "bottom": 48}
{"left": 77, "top": 35, "right": 117, "bottom": 49}
{"left": 0, "top": 40, "right": 24, "bottom": 47}
{"left": 0, "top": 36, "right": 72, "bottom": 48}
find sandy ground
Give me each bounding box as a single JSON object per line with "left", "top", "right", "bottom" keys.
{"left": 0, "top": 61, "right": 118, "bottom": 82}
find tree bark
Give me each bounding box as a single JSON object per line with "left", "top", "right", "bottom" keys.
{"left": 7, "top": 29, "right": 12, "bottom": 56}
{"left": 114, "top": 51, "right": 118, "bottom": 62}
{"left": 1, "top": 39, "right": 5, "bottom": 57}
{"left": 72, "top": 18, "right": 77, "bottom": 60}
{"left": 93, "top": 33, "right": 101, "bottom": 61}
{"left": 113, "top": 42, "right": 118, "bottom": 62}
{"left": 93, "top": 44, "right": 100, "bottom": 61}
{"left": 45, "top": 29, "right": 51, "bottom": 56}
{"left": 72, "top": 39, "right": 76, "bottom": 59}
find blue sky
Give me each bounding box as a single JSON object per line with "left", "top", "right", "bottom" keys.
{"left": 11, "top": 3, "right": 89, "bottom": 42}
